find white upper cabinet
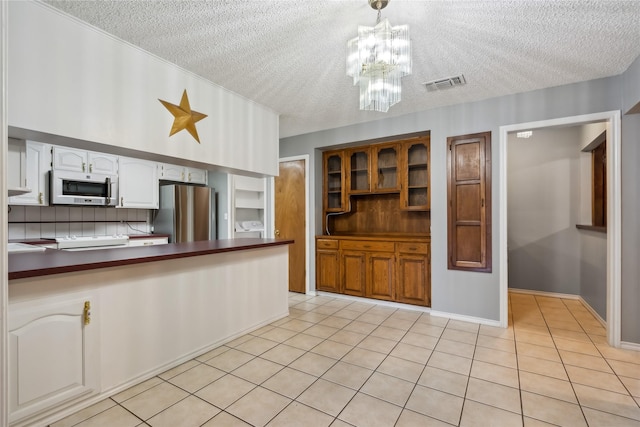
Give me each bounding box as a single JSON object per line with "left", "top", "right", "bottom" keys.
{"left": 8, "top": 140, "right": 52, "bottom": 206}
{"left": 118, "top": 157, "right": 159, "bottom": 209}
{"left": 159, "top": 163, "right": 208, "bottom": 185}
{"left": 53, "top": 146, "right": 118, "bottom": 175}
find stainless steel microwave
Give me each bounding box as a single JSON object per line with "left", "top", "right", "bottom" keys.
{"left": 50, "top": 170, "right": 118, "bottom": 206}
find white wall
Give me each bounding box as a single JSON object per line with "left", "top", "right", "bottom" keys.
{"left": 7, "top": 1, "right": 279, "bottom": 176}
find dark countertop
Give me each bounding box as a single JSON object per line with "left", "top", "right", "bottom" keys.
{"left": 8, "top": 239, "right": 293, "bottom": 281}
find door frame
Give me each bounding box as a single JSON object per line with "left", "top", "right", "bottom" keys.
{"left": 271, "top": 155, "right": 310, "bottom": 294}
{"left": 1, "top": 1, "right": 9, "bottom": 424}
{"left": 499, "top": 110, "right": 622, "bottom": 347}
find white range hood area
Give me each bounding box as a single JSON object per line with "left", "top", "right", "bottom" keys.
{"left": 7, "top": 242, "right": 46, "bottom": 253}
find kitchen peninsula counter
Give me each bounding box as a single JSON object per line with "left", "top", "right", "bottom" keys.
{"left": 8, "top": 238, "right": 293, "bottom": 280}
{"left": 8, "top": 238, "right": 292, "bottom": 427}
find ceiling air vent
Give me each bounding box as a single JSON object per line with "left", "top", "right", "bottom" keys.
{"left": 423, "top": 74, "right": 466, "bottom": 92}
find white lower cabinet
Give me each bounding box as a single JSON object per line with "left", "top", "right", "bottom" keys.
{"left": 128, "top": 236, "right": 169, "bottom": 247}
{"left": 8, "top": 295, "right": 99, "bottom": 425}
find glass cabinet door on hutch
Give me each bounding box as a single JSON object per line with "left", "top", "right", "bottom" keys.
{"left": 347, "top": 148, "right": 371, "bottom": 193}
{"left": 372, "top": 143, "right": 399, "bottom": 192}
{"left": 324, "top": 151, "right": 345, "bottom": 212}
{"left": 401, "top": 139, "right": 430, "bottom": 210}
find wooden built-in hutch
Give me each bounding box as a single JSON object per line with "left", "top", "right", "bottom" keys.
{"left": 317, "top": 135, "right": 431, "bottom": 306}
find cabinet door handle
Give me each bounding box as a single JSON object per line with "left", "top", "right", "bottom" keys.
{"left": 120, "top": 196, "right": 124, "bottom": 206}
{"left": 408, "top": 247, "right": 417, "bottom": 251}
{"left": 89, "top": 163, "right": 93, "bottom": 173}
{"left": 83, "top": 301, "right": 91, "bottom": 325}
{"left": 82, "top": 162, "right": 86, "bottom": 172}
{"left": 38, "top": 192, "right": 43, "bottom": 205}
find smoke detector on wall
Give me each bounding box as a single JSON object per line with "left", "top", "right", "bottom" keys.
{"left": 423, "top": 74, "right": 466, "bottom": 92}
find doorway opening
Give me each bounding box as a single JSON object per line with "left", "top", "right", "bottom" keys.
{"left": 499, "top": 111, "right": 621, "bottom": 347}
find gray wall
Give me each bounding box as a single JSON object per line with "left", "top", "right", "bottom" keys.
{"left": 281, "top": 67, "right": 639, "bottom": 342}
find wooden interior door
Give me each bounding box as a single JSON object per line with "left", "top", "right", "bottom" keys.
{"left": 275, "top": 159, "right": 306, "bottom": 293}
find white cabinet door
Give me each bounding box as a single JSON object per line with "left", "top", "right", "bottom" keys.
{"left": 8, "top": 141, "right": 51, "bottom": 206}
{"left": 128, "top": 237, "right": 169, "bottom": 247}
{"left": 159, "top": 163, "right": 186, "bottom": 182}
{"left": 186, "top": 167, "right": 207, "bottom": 185}
{"left": 119, "top": 157, "right": 159, "bottom": 208}
{"left": 8, "top": 296, "right": 99, "bottom": 424}
{"left": 53, "top": 146, "right": 87, "bottom": 172}
{"left": 88, "top": 152, "right": 118, "bottom": 175}
{"left": 7, "top": 138, "right": 27, "bottom": 191}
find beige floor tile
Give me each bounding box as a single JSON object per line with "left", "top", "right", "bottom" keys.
{"left": 549, "top": 328, "right": 590, "bottom": 342}
{"left": 582, "top": 407, "right": 640, "bottom": 427}
{"left": 517, "top": 354, "right": 568, "bottom": 380}
{"left": 418, "top": 366, "right": 469, "bottom": 397}
{"left": 204, "top": 348, "right": 255, "bottom": 372}
{"left": 226, "top": 335, "right": 254, "bottom": 348}
{"left": 226, "top": 387, "right": 291, "bottom": 427}
{"left": 338, "top": 392, "right": 403, "bottom": 427}
{"left": 282, "top": 333, "right": 324, "bottom": 351}
{"left": 360, "top": 372, "right": 414, "bottom": 406}
{"left": 621, "top": 376, "right": 640, "bottom": 398}
{"left": 278, "top": 318, "right": 314, "bottom": 332}
{"left": 476, "top": 334, "right": 516, "bottom": 353}
{"left": 231, "top": 357, "right": 284, "bottom": 385}
{"left": 435, "top": 338, "right": 476, "bottom": 359}
{"left": 514, "top": 323, "right": 551, "bottom": 336}
{"left": 377, "top": 355, "right": 425, "bottom": 383}
{"left": 523, "top": 417, "right": 560, "bottom": 427}
{"left": 304, "top": 324, "right": 339, "bottom": 339}
{"left": 312, "top": 305, "right": 341, "bottom": 316}
{"left": 168, "top": 363, "right": 225, "bottom": 393}
{"left": 358, "top": 312, "right": 390, "bottom": 325}
{"left": 609, "top": 359, "right": 640, "bottom": 380}
{"left": 346, "top": 302, "right": 374, "bottom": 312}
{"left": 234, "top": 336, "right": 279, "bottom": 356}
{"left": 565, "top": 364, "right": 628, "bottom": 394}
{"left": 343, "top": 319, "right": 379, "bottom": 334}
{"left": 261, "top": 366, "right": 317, "bottom": 399}
{"left": 553, "top": 337, "right": 600, "bottom": 356}
{"left": 515, "top": 331, "right": 555, "bottom": 348}
{"left": 259, "top": 343, "right": 306, "bottom": 366}
{"left": 427, "top": 351, "right": 472, "bottom": 376}
{"left": 296, "top": 378, "right": 356, "bottom": 416}
{"left": 395, "top": 409, "right": 453, "bottom": 427}
{"left": 146, "top": 395, "right": 219, "bottom": 427}
{"left": 328, "top": 329, "right": 367, "bottom": 346}
{"left": 597, "top": 345, "right": 640, "bottom": 364}
{"left": 195, "top": 374, "right": 256, "bottom": 409}
{"left": 389, "top": 342, "right": 432, "bottom": 364}
{"left": 318, "top": 315, "right": 352, "bottom": 329}
{"left": 72, "top": 405, "right": 142, "bottom": 427}
{"left": 158, "top": 360, "right": 200, "bottom": 380}
{"left": 409, "top": 322, "right": 445, "bottom": 338}
{"left": 258, "top": 327, "right": 298, "bottom": 343}
{"left": 521, "top": 391, "right": 587, "bottom": 426}
{"left": 519, "top": 371, "right": 577, "bottom": 404}
{"left": 288, "top": 351, "right": 336, "bottom": 376}
{"left": 415, "top": 313, "right": 449, "bottom": 327}
{"left": 311, "top": 339, "right": 353, "bottom": 359}
{"left": 401, "top": 331, "right": 440, "bottom": 349}
{"left": 389, "top": 310, "right": 421, "bottom": 322}
{"left": 120, "top": 382, "right": 189, "bottom": 420}
{"left": 341, "top": 347, "right": 387, "bottom": 370}
{"left": 195, "top": 346, "right": 230, "bottom": 363}
{"left": 479, "top": 324, "right": 514, "bottom": 340}
{"left": 558, "top": 349, "right": 612, "bottom": 373}
{"left": 334, "top": 309, "right": 363, "bottom": 320}
{"left": 405, "top": 385, "right": 464, "bottom": 425}
{"left": 441, "top": 328, "right": 478, "bottom": 345}
{"left": 112, "top": 377, "right": 164, "bottom": 403}
{"left": 473, "top": 346, "right": 517, "bottom": 369}
{"left": 357, "top": 335, "right": 398, "bottom": 354}
{"left": 321, "top": 361, "right": 373, "bottom": 390}
{"left": 371, "top": 325, "right": 406, "bottom": 341}
{"left": 447, "top": 319, "right": 480, "bottom": 334}
{"left": 381, "top": 317, "right": 415, "bottom": 331}
{"left": 459, "top": 399, "right": 523, "bottom": 427}
{"left": 465, "top": 377, "right": 521, "bottom": 414}
{"left": 329, "top": 419, "right": 354, "bottom": 427}
{"left": 573, "top": 383, "right": 640, "bottom": 421}
{"left": 516, "top": 342, "right": 561, "bottom": 363}
{"left": 251, "top": 325, "right": 275, "bottom": 336}
{"left": 266, "top": 402, "right": 334, "bottom": 427}
{"left": 51, "top": 399, "right": 116, "bottom": 427}
{"left": 470, "top": 360, "right": 519, "bottom": 388}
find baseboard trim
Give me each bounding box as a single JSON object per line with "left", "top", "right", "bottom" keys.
{"left": 620, "top": 341, "right": 640, "bottom": 352}
{"left": 314, "top": 292, "right": 432, "bottom": 313}
{"left": 429, "top": 310, "right": 502, "bottom": 328}
{"left": 508, "top": 288, "right": 606, "bottom": 327}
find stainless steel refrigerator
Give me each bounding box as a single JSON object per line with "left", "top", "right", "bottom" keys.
{"left": 154, "top": 184, "right": 217, "bottom": 243}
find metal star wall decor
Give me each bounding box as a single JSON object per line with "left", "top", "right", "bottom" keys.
{"left": 159, "top": 89, "right": 208, "bottom": 143}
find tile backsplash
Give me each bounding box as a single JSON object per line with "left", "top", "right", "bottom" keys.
{"left": 8, "top": 205, "right": 151, "bottom": 240}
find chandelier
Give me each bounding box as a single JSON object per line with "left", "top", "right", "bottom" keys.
{"left": 346, "top": 0, "right": 412, "bottom": 112}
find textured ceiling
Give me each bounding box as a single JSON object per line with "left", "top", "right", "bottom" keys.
{"left": 42, "top": 0, "right": 640, "bottom": 138}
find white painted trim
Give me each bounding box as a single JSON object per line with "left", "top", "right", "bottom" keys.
{"left": 277, "top": 155, "right": 311, "bottom": 294}
{"left": 429, "top": 311, "right": 502, "bottom": 328}
{"left": 500, "top": 111, "right": 622, "bottom": 347}
{"left": 1, "top": 1, "right": 9, "bottom": 425}
{"left": 620, "top": 341, "right": 640, "bottom": 352}
{"left": 315, "top": 292, "right": 432, "bottom": 314}
{"left": 508, "top": 288, "right": 606, "bottom": 326}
